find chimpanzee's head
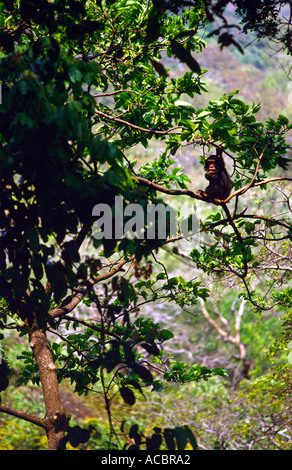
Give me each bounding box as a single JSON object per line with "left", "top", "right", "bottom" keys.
{"left": 205, "top": 156, "right": 219, "bottom": 180}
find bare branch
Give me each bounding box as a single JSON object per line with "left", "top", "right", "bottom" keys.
{"left": 198, "top": 298, "right": 247, "bottom": 360}
{"left": 0, "top": 404, "right": 46, "bottom": 429}
{"left": 49, "top": 255, "right": 135, "bottom": 319}
{"left": 225, "top": 177, "right": 292, "bottom": 203}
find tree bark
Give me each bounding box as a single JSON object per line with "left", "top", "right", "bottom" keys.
{"left": 26, "top": 315, "right": 71, "bottom": 450}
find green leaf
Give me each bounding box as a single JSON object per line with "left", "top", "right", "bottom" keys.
{"left": 31, "top": 253, "right": 43, "bottom": 280}
{"left": 164, "top": 428, "right": 176, "bottom": 450}
{"left": 184, "top": 426, "right": 198, "bottom": 450}
{"left": 129, "top": 424, "right": 139, "bottom": 438}
{"left": 68, "top": 66, "right": 83, "bottom": 83}
{"left": 196, "top": 110, "right": 211, "bottom": 118}
{"left": 277, "top": 114, "right": 289, "bottom": 125}
{"left": 175, "top": 426, "right": 188, "bottom": 450}
{"left": 212, "top": 117, "right": 234, "bottom": 130}
{"left": 159, "top": 329, "right": 174, "bottom": 340}
{"left": 120, "top": 386, "right": 136, "bottom": 405}
{"left": 175, "top": 100, "right": 193, "bottom": 107}
{"left": 132, "top": 363, "right": 153, "bottom": 382}
{"left": 26, "top": 228, "right": 40, "bottom": 251}
{"left": 140, "top": 342, "right": 160, "bottom": 355}
{"left": 156, "top": 272, "right": 167, "bottom": 280}
{"left": 66, "top": 426, "right": 92, "bottom": 448}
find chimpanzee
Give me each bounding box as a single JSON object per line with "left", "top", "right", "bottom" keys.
{"left": 196, "top": 147, "right": 232, "bottom": 202}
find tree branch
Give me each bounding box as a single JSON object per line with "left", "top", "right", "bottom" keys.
{"left": 135, "top": 176, "right": 198, "bottom": 197}
{"left": 0, "top": 404, "right": 46, "bottom": 429}
{"left": 93, "top": 87, "right": 156, "bottom": 99}
{"left": 198, "top": 298, "right": 247, "bottom": 360}
{"left": 136, "top": 174, "right": 292, "bottom": 205}
{"left": 224, "top": 177, "right": 292, "bottom": 203}
{"left": 94, "top": 109, "right": 183, "bottom": 135}
{"left": 49, "top": 255, "right": 135, "bottom": 318}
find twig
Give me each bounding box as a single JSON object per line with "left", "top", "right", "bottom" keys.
{"left": 94, "top": 109, "right": 183, "bottom": 135}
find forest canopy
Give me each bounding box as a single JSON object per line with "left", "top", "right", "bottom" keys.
{"left": 0, "top": 0, "right": 291, "bottom": 451}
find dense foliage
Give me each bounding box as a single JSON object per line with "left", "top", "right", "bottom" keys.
{"left": 0, "top": 0, "right": 291, "bottom": 450}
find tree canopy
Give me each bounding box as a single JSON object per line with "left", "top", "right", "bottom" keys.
{"left": 0, "top": 0, "right": 291, "bottom": 451}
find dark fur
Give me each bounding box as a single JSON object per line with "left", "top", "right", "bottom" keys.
{"left": 196, "top": 147, "right": 232, "bottom": 201}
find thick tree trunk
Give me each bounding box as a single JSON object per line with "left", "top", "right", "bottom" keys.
{"left": 28, "top": 320, "right": 71, "bottom": 450}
